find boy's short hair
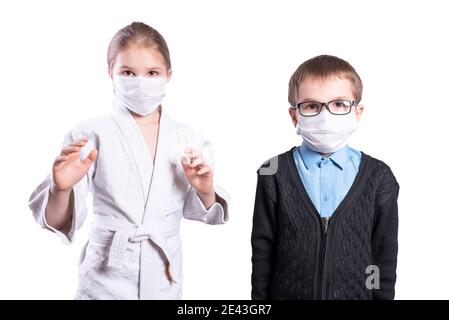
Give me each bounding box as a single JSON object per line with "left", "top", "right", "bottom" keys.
{"left": 288, "top": 55, "right": 363, "bottom": 107}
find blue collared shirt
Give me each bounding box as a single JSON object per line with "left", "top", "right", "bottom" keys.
{"left": 293, "top": 144, "right": 362, "bottom": 217}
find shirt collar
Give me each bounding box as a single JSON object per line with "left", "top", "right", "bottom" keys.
{"left": 299, "top": 143, "right": 350, "bottom": 171}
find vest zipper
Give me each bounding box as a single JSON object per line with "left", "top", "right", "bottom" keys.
{"left": 317, "top": 216, "right": 330, "bottom": 299}
{"left": 323, "top": 217, "right": 330, "bottom": 234}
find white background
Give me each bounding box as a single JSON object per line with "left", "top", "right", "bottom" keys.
{"left": 0, "top": 0, "right": 448, "bottom": 299}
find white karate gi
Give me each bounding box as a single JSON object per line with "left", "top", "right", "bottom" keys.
{"left": 28, "top": 99, "right": 229, "bottom": 299}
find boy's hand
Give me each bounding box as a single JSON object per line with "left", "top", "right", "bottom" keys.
{"left": 52, "top": 136, "right": 98, "bottom": 192}
{"left": 181, "top": 147, "right": 216, "bottom": 208}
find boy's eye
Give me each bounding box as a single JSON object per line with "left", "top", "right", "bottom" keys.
{"left": 334, "top": 101, "right": 344, "bottom": 107}
{"left": 333, "top": 100, "right": 351, "bottom": 108}
{"left": 304, "top": 103, "right": 320, "bottom": 110}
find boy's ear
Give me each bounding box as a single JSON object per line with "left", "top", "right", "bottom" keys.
{"left": 355, "top": 104, "right": 365, "bottom": 121}
{"left": 288, "top": 107, "right": 298, "bottom": 126}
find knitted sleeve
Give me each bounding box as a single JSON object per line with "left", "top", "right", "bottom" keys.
{"left": 372, "top": 163, "right": 400, "bottom": 300}
{"left": 251, "top": 168, "right": 278, "bottom": 300}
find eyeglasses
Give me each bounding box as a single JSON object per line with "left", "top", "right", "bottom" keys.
{"left": 295, "top": 99, "right": 357, "bottom": 117}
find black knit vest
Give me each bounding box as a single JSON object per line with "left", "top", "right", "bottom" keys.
{"left": 261, "top": 148, "right": 398, "bottom": 299}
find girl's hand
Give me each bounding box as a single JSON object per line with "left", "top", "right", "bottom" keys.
{"left": 181, "top": 147, "right": 216, "bottom": 208}
{"left": 52, "top": 136, "right": 98, "bottom": 192}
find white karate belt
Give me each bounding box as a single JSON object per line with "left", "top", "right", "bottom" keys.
{"left": 92, "top": 215, "right": 180, "bottom": 299}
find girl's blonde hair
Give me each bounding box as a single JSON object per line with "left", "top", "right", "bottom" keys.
{"left": 107, "top": 22, "right": 171, "bottom": 72}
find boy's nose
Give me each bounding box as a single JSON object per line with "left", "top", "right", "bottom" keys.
{"left": 321, "top": 106, "right": 332, "bottom": 115}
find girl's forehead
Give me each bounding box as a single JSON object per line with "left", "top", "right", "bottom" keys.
{"left": 115, "top": 45, "right": 166, "bottom": 68}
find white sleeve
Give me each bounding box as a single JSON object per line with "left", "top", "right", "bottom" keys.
{"left": 182, "top": 137, "right": 230, "bottom": 224}
{"left": 28, "top": 130, "right": 94, "bottom": 244}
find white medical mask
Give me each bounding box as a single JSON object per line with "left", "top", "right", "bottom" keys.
{"left": 113, "top": 75, "right": 167, "bottom": 116}
{"left": 295, "top": 109, "right": 358, "bottom": 154}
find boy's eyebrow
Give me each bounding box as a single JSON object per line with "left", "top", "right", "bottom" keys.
{"left": 299, "top": 96, "right": 353, "bottom": 103}
{"left": 299, "top": 98, "right": 321, "bottom": 103}
{"left": 332, "top": 96, "right": 353, "bottom": 101}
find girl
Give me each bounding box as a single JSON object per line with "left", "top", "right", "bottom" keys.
{"left": 29, "top": 22, "right": 229, "bottom": 300}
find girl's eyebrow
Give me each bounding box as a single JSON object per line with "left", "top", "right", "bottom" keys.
{"left": 118, "top": 65, "right": 134, "bottom": 70}
{"left": 145, "top": 66, "right": 164, "bottom": 71}
{"left": 118, "top": 65, "right": 164, "bottom": 71}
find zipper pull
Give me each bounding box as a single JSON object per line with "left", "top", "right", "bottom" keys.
{"left": 322, "top": 217, "right": 330, "bottom": 234}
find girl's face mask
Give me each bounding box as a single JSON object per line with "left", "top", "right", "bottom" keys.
{"left": 113, "top": 75, "right": 167, "bottom": 116}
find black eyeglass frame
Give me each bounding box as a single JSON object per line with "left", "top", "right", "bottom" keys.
{"left": 294, "top": 99, "right": 358, "bottom": 117}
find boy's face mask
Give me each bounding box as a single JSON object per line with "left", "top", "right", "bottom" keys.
{"left": 295, "top": 108, "right": 358, "bottom": 154}
{"left": 113, "top": 75, "right": 167, "bottom": 116}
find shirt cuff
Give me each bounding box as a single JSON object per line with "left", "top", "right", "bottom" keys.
{"left": 39, "top": 185, "right": 77, "bottom": 245}
{"left": 186, "top": 185, "right": 230, "bottom": 224}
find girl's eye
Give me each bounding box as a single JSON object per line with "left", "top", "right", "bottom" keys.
{"left": 122, "top": 71, "right": 134, "bottom": 76}
{"left": 148, "top": 70, "right": 158, "bottom": 76}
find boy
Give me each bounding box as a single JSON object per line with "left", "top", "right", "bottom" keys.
{"left": 251, "top": 55, "right": 399, "bottom": 300}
